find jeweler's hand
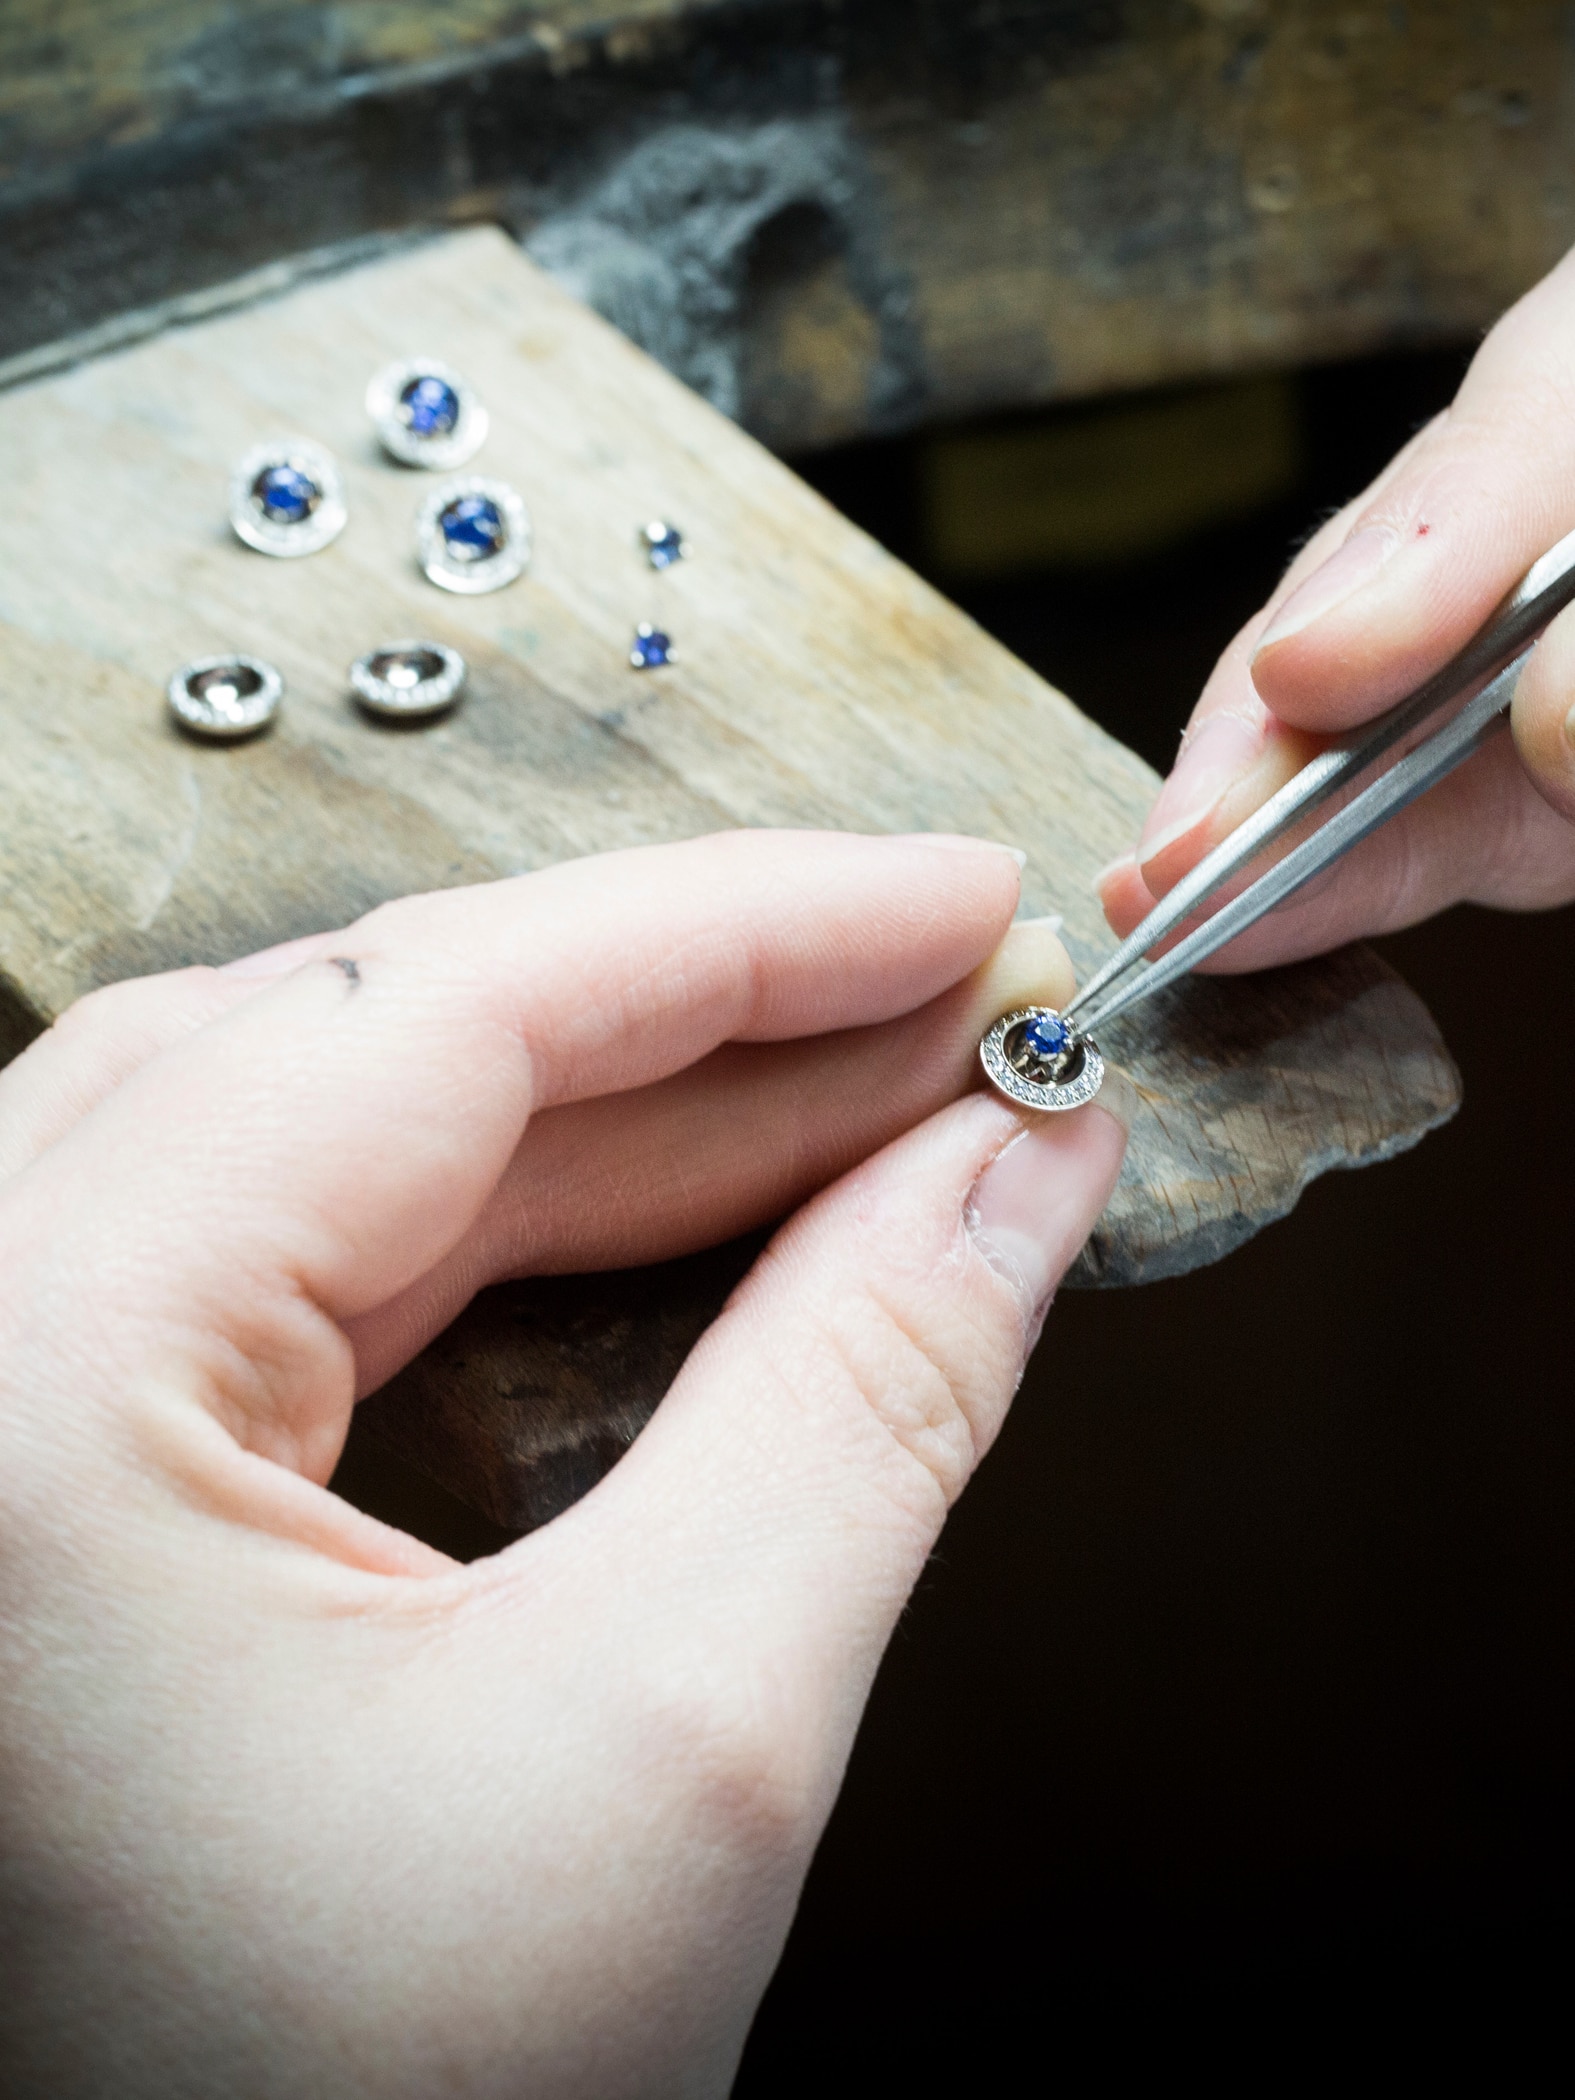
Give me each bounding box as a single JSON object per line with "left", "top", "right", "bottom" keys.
{"left": 1100, "top": 242, "right": 1575, "bottom": 969}
{"left": 0, "top": 830, "right": 1125, "bottom": 2099}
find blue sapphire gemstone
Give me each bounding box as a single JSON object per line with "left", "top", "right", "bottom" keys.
{"left": 401, "top": 374, "right": 461, "bottom": 437}
{"left": 630, "top": 624, "right": 673, "bottom": 669}
{"left": 252, "top": 464, "right": 319, "bottom": 524}
{"left": 645, "top": 521, "right": 684, "bottom": 570}
{"left": 1022, "top": 1012, "right": 1071, "bottom": 1063}
{"left": 440, "top": 494, "right": 505, "bottom": 560}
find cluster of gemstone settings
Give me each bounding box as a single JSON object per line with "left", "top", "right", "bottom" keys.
{"left": 417, "top": 475, "right": 530, "bottom": 595}
{"left": 366, "top": 357, "right": 488, "bottom": 470}
{"left": 229, "top": 439, "right": 346, "bottom": 557}
{"left": 979, "top": 1006, "right": 1105, "bottom": 1113}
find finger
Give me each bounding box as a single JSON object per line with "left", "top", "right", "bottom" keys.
{"left": 479, "top": 1089, "right": 1128, "bottom": 1832}
{"left": 1102, "top": 726, "right": 1575, "bottom": 969}
{"left": 1129, "top": 426, "right": 1443, "bottom": 898}
{"left": 1512, "top": 597, "right": 1575, "bottom": 822}
{"left": 1252, "top": 252, "right": 1575, "bottom": 730}
{"left": 1, "top": 833, "right": 1020, "bottom": 1492}
{"left": 0, "top": 968, "right": 275, "bottom": 1181}
{"left": 344, "top": 916, "right": 1076, "bottom": 1389}
{"left": 1125, "top": 247, "right": 1575, "bottom": 912}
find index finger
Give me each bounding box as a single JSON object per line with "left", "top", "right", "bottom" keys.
{"left": 1, "top": 831, "right": 1020, "bottom": 1469}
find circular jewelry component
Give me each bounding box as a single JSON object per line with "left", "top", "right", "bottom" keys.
{"left": 417, "top": 476, "right": 530, "bottom": 594}
{"left": 350, "top": 640, "right": 466, "bottom": 720}
{"left": 979, "top": 1006, "right": 1105, "bottom": 1113}
{"left": 642, "top": 519, "right": 685, "bottom": 570}
{"left": 630, "top": 622, "right": 674, "bottom": 669}
{"left": 229, "top": 439, "right": 346, "bottom": 557}
{"left": 167, "top": 654, "right": 283, "bottom": 741}
{"left": 366, "top": 357, "right": 488, "bottom": 470}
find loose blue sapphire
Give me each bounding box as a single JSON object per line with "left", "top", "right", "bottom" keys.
{"left": 644, "top": 521, "right": 684, "bottom": 570}
{"left": 252, "top": 464, "right": 319, "bottom": 524}
{"left": 440, "top": 494, "right": 505, "bottom": 561}
{"left": 401, "top": 374, "right": 461, "bottom": 437}
{"left": 630, "top": 624, "right": 673, "bottom": 669}
{"left": 1022, "top": 1012, "right": 1071, "bottom": 1063}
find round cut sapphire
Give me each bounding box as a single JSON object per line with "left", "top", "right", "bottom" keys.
{"left": 645, "top": 521, "right": 684, "bottom": 570}
{"left": 401, "top": 374, "right": 461, "bottom": 437}
{"left": 1023, "top": 1012, "right": 1071, "bottom": 1063}
{"left": 252, "top": 464, "right": 319, "bottom": 524}
{"left": 440, "top": 494, "right": 505, "bottom": 561}
{"left": 630, "top": 624, "right": 673, "bottom": 669}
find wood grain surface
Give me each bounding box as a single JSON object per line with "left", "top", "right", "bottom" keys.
{"left": 0, "top": 228, "right": 1460, "bottom": 1528}
{"left": 2, "top": 3, "right": 1571, "bottom": 451}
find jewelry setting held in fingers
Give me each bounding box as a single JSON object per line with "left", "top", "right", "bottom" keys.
{"left": 980, "top": 1006, "right": 1105, "bottom": 1112}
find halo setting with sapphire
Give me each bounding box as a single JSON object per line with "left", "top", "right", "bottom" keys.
{"left": 979, "top": 1006, "right": 1105, "bottom": 1113}
{"left": 366, "top": 357, "right": 488, "bottom": 469}
{"left": 229, "top": 439, "right": 346, "bottom": 557}
{"left": 416, "top": 476, "right": 530, "bottom": 594}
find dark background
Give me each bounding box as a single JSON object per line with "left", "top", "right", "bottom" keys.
{"left": 749, "top": 349, "right": 1575, "bottom": 2081}
{"left": 333, "top": 344, "right": 1575, "bottom": 2079}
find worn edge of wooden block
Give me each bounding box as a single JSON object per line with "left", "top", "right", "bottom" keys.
{"left": 0, "top": 226, "right": 1462, "bottom": 1533}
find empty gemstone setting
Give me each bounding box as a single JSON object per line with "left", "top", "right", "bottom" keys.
{"left": 230, "top": 439, "right": 346, "bottom": 557}
{"left": 367, "top": 357, "right": 488, "bottom": 468}
{"left": 350, "top": 640, "right": 467, "bottom": 720}
{"left": 417, "top": 476, "right": 529, "bottom": 594}
{"left": 167, "top": 653, "right": 284, "bottom": 741}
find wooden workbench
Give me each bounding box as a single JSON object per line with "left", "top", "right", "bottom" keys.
{"left": 0, "top": 228, "right": 1458, "bottom": 1528}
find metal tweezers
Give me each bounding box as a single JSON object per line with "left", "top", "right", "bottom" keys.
{"left": 1062, "top": 526, "right": 1575, "bottom": 1043}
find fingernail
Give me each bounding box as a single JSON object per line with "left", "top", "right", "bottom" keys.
{"left": 909, "top": 834, "right": 1027, "bottom": 866}
{"left": 218, "top": 933, "right": 329, "bottom": 979}
{"left": 1253, "top": 526, "right": 1396, "bottom": 656}
{"left": 969, "top": 1104, "right": 1129, "bottom": 1315}
{"left": 1563, "top": 701, "right": 1575, "bottom": 753}
{"left": 1137, "top": 711, "right": 1266, "bottom": 863}
{"left": 1014, "top": 911, "right": 1063, "bottom": 933}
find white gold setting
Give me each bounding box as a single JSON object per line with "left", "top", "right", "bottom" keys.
{"left": 979, "top": 1007, "right": 1105, "bottom": 1113}
{"left": 167, "top": 654, "right": 283, "bottom": 741}
{"left": 366, "top": 357, "right": 488, "bottom": 470}
{"left": 229, "top": 438, "right": 346, "bottom": 557}
{"left": 416, "top": 476, "right": 530, "bottom": 595}
{"left": 350, "top": 640, "right": 467, "bottom": 720}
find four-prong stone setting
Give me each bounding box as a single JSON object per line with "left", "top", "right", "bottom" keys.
{"left": 417, "top": 476, "right": 530, "bottom": 594}
{"left": 642, "top": 520, "right": 685, "bottom": 570}
{"left": 367, "top": 357, "right": 489, "bottom": 469}
{"left": 630, "top": 623, "right": 674, "bottom": 669}
{"left": 980, "top": 1006, "right": 1105, "bottom": 1113}
{"left": 229, "top": 439, "right": 346, "bottom": 557}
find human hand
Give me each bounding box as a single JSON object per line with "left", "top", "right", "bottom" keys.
{"left": 1100, "top": 246, "right": 1575, "bottom": 970}
{"left": 0, "top": 830, "right": 1125, "bottom": 2098}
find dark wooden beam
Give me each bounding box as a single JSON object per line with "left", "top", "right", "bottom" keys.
{"left": 3, "top": 2, "right": 1569, "bottom": 451}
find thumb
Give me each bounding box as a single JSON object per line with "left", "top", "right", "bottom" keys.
{"left": 493, "top": 1086, "right": 1128, "bottom": 1812}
